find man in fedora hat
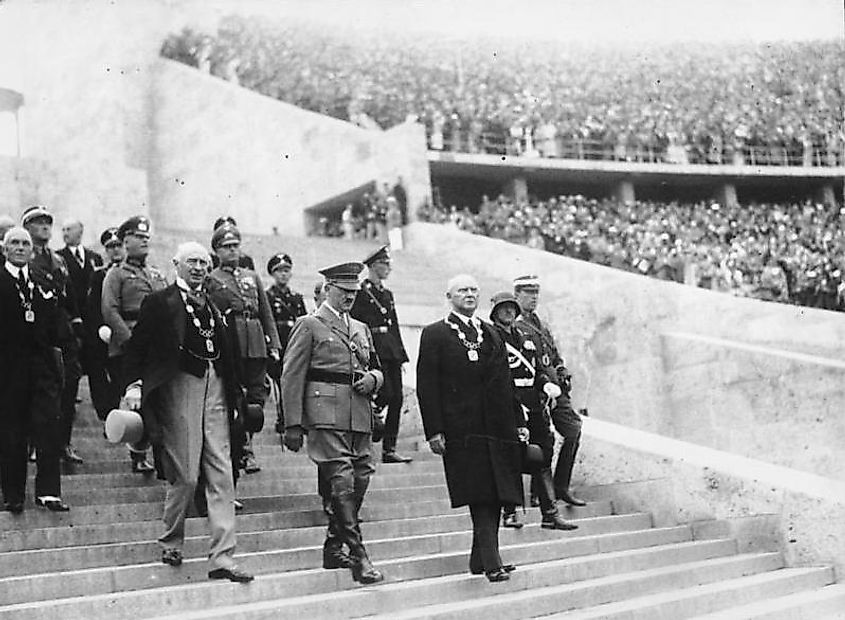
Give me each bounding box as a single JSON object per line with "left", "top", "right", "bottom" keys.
{"left": 415, "top": 274, "right": 526, "bottom": 582}
{"left": 282, "top": 261, "right": 385, "bottom": 584}
{"left": 350, "top": 245, "right": 411, "bottom": 463}
{"left": 122, "top": 241, "right": 253, "bottom": 583}
{"left": 0, "top": 227, "right": 69, "bottom": 512}
{"left": 489, "top": 291, "right": 578, "bottom": 532}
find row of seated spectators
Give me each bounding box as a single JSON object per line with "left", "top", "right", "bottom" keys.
{"left": 418, "top": 195, "right": 845, "bottom": 311}
{"left": 160, "top": 15, "right": 845, "bottom": 167}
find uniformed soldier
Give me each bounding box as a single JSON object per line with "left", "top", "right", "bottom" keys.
{"left": 206, "top": 225, "right": 281, "bottom": 474}
{"left": 101, "top": 215, "right": 167, "bottom": 473}
{"left": 210, "top": 216, "right": 256, "bottom": 271}
{"left": 22, "top": 205, "right": 85, "bottom": 465}
{"left": 265, "top": 252, "right": 307, "bottom": 434}
{"left": 513, "top": 275, "right": 586, "bottom": 507}
{"left": 282, "top": 262, "right": 385, "bottom": 585}
{"left": 84, "top": 228, "right": 125, "bottom": 420}
{"left": 350, "top": 245, "right": 411, "bottom": 463}
{"left": 489, "top": 292, "right": 578, "bottom": 531}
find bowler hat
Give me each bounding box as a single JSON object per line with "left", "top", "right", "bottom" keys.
{"left": 521, "top": 442, "right": 544, "bottom": 474}
{"left": 105, "top": 409, "right": 145, "bottom": 444}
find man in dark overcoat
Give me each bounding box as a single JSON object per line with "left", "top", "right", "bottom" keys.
{"left": 122, "top": 241, "right": 252, "bottom": 582}
{"left": 416, "top": 273, "right": 526, "bottom": 583}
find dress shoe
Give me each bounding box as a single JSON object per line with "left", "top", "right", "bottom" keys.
{"left": 502, "top": 512, "right": 523, "bottom": 529}
{"left": 351, "top": 557, "right": 384, "bottom": 584}
{"left": 242, "top": 455, "right": 261, "bottom": 474}
{"left": 35, "top": 497, "right": 70, "bottom": 512}
{"left": 382, "top": 450, "right": 413, "bottom": 464}
{"left": 208, "top": 566, "right": 254, "bottom": 583}
{"left": 161, "top": 548, "right": 183, "bottom": 566}
{"left": 471, "top": 563, "right": 516, "bottom": 575}
{"left": 3, "top": 502, "right": 24, "bottom": 514}
{"left": 233, "top": 499, "right": 244, "bottom": 512}
{"left": 131, "top": 454, "right": 155, "bottom": 474}
{"left": 559, "top": 489, "right": 587, "bottom": 507}
{"left": 485, "top": 567, "right": 511, "bottom": 582}
{"left": 62, "top": 445, "right": 84, "bottom": 464}
{"left": 541, "top": 513, "right": 578, "bottom": 530}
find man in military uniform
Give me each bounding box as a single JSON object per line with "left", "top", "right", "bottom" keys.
{"left": 265, "top": 252, "right": 307, "bottom": 434}
{"left": 513, "top": 275, "right": 586, "bottom": 507}
{"left": 282, "top": 262, "right": 385, "bottom": 584}
{"left": 84, "top": 227, "right": 125, "bottom": 420}
{"left": 210, "top": 216, "right": 256, "bottom": 271}
{"left": 206, "top": 225, "right": 280, "bottom": 474}
{"left": 350, "top": 245, "right": 411, "bottom": 463}
{"left": 101, "top": 216, "right": 167, "bottom": 473}
{"left": 489, "top": 292, "right": 577, "bottom": 531}
{"left": 22, "top": 205, "right": 86, "bottom": 466}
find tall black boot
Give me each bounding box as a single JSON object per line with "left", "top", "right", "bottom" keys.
{"left": 554, "top": 438, "right": 587, "bottom": 506}
{"left": 536, "top": 467, "right": 578, "bottom": 531}
{"left": 323, "top": 501, "right": 354, "bottom": 569}
{"left": 333, "top": 492, "right": 384, "bottom": 584}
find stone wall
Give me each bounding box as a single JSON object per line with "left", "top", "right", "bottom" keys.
{"left": 403, "top": 223, "right": 845, "bottom": 481}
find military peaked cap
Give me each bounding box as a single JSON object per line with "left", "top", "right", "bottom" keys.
{"left": 363, "top": 244, "right": 391, "bottom": 266}
{"left": 319, "top": 261, "right": 363, "bottom": 291}
{"left": 117, "top": 216, "right": 151, "bottom": 240}
{"left": 21, "top": 205, "right": 53, "bottom": 227}
{"left": 267, "top": 252, "right": 293, "bottom": 274}
{"left": 100, "top": 227, "right": 121, "bottom": 247}
{"left": 211, "top": 225, "right": 241, "bottom": 249}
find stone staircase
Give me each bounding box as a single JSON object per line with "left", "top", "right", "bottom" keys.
{"left": 1, "top": 392, "right": 843, "bottom": 619}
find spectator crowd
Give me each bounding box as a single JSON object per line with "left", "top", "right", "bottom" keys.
{"left": 161, "top": 15, "right": 845, "bottom": 167}
{"left": 418, "top": 195, "right": 845, "bottom": 311}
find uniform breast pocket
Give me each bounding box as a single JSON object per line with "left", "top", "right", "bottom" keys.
{"left": 304, "top": 383, "right": 337, "bottom": 426}
{"left": 314, "top": 335, "right": 348, "bottom": 359}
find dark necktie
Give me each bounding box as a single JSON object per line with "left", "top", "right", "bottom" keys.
{"left": 74, "top": 247, "right": 84, "bottom": 267}
{"left": 17, "top": 270, "right": 30, "bottom": 302}
{"left": 464, "top": 319, "right": 479, "bottom": 342}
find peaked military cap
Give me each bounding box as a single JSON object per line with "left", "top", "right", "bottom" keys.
{"left": 267, "top": 252, "right": 293, "bottom": 274}
{"left": 513, "top": 274, "right": 541, "bottom": 290}
{"left": 21, "top": 205, "right": 53, "bottom": 227}
{"left": 363, "top": 244, "right": 391, "bottom": 266}
{"left": 100, "top": 227, "right": 121, "bottom": 247}
{"left": 489, "top": 291, "right": 521, "bottom": 321}
{"left": 319, "top": 261, "right": 364, "bottom": 291}
{"left": 117, "top": 216, "right": 151, "bottom": 240}
{"left": 211, "top": 224, "right": 241, "bottom": 249}
{"left": 213, "top": 215, "right": 237, "bottom": 231}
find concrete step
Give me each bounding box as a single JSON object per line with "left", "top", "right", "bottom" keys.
{"left": 139, "top": 541, "right": 753, "bottom": 620}
{"left": 0, "top": 504, "right": 622, "bottom": 579}
{"left": 688, "top": 582, "right": 845, "bottom": 620}
{"left": 0, "top": 512, "right": 654, "bottom": 604}
{"left": 351, "top": 552, "right": 782, "bottom": 620}
{"left": 542, "top": 566, "right": 836, "bottom": 619}
{"left": 0, "top": 535, "right": 732, "bottom": 619}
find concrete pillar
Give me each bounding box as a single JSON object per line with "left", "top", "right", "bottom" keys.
{"left": 814, "top": 183, "right": 836, "bottom": 208}
{"left": 615, "top": 179, "right": 635, "bottom": 204}
{"left": 504, "top": 176, "right": 529, "bottom": 204}
{"left": 715, "top": 182, "right": 739, "bottom": 208}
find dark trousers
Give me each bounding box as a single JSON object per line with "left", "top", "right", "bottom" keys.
{"left": 242, "top": 358, "right": 267, "bottom": 406}
{"left": 59, "top": 346, "right": 82, "bottom": 446}
{"left": 468, "top": 503, "right": 503, "bottom": 573}
{"left": 87, "top": 354, "right": 118, "bottom": 421}
{"left": 505, "top": 409, "right": 556, "bottom": 515}
{"left": 0, "top": 353, "right": 62, "bottom": 504}
{"left": 378, "top": 361, "right": 403, "bottom": 447}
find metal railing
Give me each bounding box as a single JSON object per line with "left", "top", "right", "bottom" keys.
{"left": 426, "top": 129, "right": 845, "bottom": 168}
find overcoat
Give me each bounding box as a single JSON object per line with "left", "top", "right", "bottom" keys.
{"left": 122, "top": 284, "right": 244, "bottom": 481}
{"left": 416, "top": 313, "right": 524, "bottom": 508}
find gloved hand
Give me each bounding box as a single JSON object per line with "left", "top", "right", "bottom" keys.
{"left": 122, "top": 383, "right": 142, "bottom": 411}
{"left": 516, "top": 427, "right": 530, "bottom": 443}
{"left": 428, "top": 433, "right": 446, "bottom": 455}
{"left": 543, "top": 382, "right": 562, "bottom": 399}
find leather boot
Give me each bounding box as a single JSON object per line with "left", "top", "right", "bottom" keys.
{"left": 333, "top": 492, "right": 384, "bottom": 584}
{"left": 554, "top": 438, "right": 587, "bottom": 506}
{"left": 322, "top": 503, "right": 353, "bottom": 569}
{"left": 537, "top": 467, "right": 578, "bottom": 530}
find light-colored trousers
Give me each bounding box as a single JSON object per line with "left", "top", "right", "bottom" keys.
{"left": 157, "top": 368, "right": 237, "bottom": 569}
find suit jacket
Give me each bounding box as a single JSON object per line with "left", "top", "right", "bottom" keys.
{"left": 58, "top": 245, "right": 103, "bottom": 317}
{"left": 282, "top": 303, "right": 382, "bottom": 433}
{"left": 123, "top": 284, "right": 242, "bottom": 443}
{"left": 416, "top": 313, "right": 523, "bottom": 508}
{"left": 350, "top": 279, "right": 408, "bottom": 363}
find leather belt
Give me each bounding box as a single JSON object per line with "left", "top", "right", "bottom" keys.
{"left": 307, "top": 369, "right": 354, "bottom": 385}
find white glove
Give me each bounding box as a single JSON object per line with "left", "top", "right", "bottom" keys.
{"left": 543, "top": 382, "right": 562, "bottom": 399}
{"left": 98, "top": 325, "right": 112, "bottom": 343}
{"left": 122, "top": 383, "right": 142, "bottom": 411}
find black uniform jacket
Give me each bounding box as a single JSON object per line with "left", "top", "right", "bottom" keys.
{"left": 416, "top": 314, "right": 523, "bottom": 508}
{"left": 351, "top": 279, "right": 408, "bottom": 363}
